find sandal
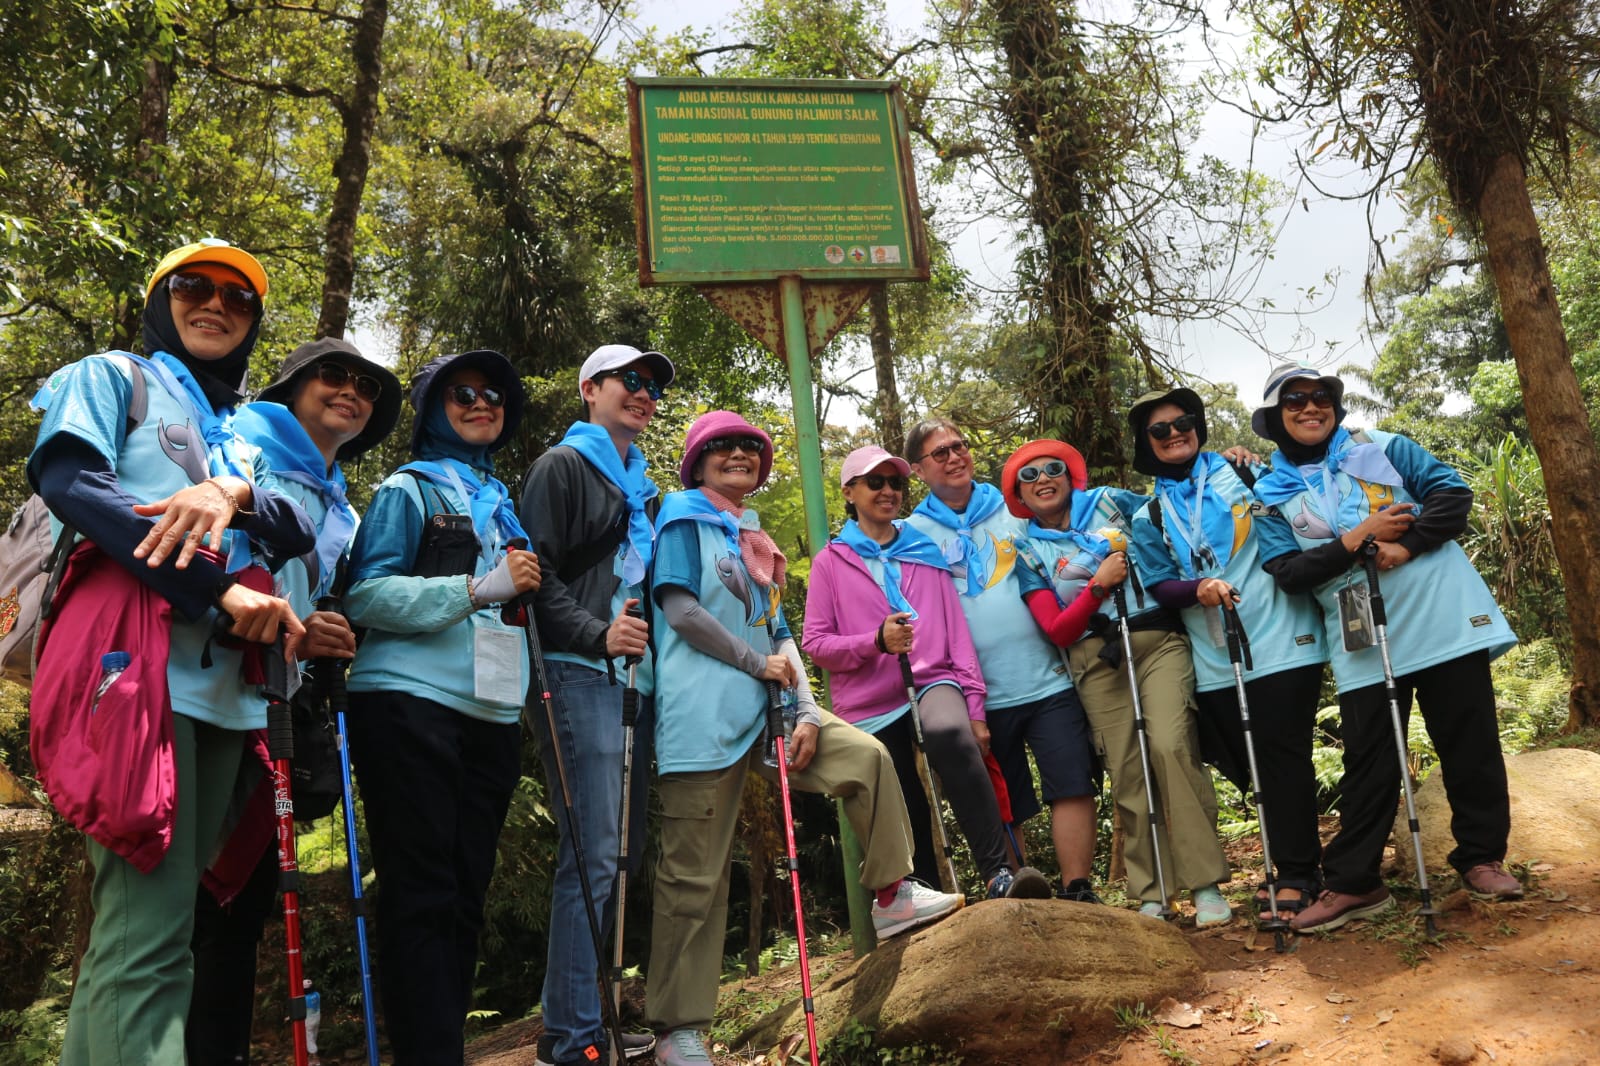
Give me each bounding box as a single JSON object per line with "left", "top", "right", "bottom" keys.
{"left": 1254, "top": 880, "right": 1314, "bottom": 915}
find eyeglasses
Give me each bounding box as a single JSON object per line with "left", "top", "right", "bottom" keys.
{"left": 1281, "top": 388, "right": 1335, "bottom": 413}
{"left": 446, "top": 384, "right": 505, "bottom": 408}
{"left": 314, "top": 361, "right": 382, "bottom": 403}
{"left": 848, "top": 473, "right": 908, "bottom": 492}
{"left": 916, "top": 439, "right": 969, "bottom": 465}
{"left": 1018, "top": 459, "right": 1068, "bottom": 483}
{"left": 595, "top": 368, "right": 664, "bottom": 401}
{"left": 1146, "top": 413, "right": 1198, "bottom": 440}
{"left": 168, "top": 272, "right": 260, "bottom": 316}
{"left": 704, "top": 435, "right": 766, "bottom": 456}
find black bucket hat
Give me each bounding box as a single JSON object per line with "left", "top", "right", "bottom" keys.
{"left": 408, "top": 349, "right": 526, "bottom": 456}
{"left": 1128, "top": 386, "right": 1207, "bottom": 477}
{"left": 257, "top": 337, "right": 403, "bottom": 462}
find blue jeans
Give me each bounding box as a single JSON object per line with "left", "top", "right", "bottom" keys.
{"left": 538, "top": 660, "right": 652, "bottom": 1062}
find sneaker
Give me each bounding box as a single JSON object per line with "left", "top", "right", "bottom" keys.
{"left": 1192, "top": 884, "right": 1233, "bottom": 929}
{"left": 656, "top": 1028, "right": 712, "bottom": 1066}
{"left": 1463, "top": 861, "right": 1524, "bottom": 899}
{"left": 537, "top": 1031, "right": 657, "bottom": 1066}
{"left": 872, "top": 879, "right": 964, "bottom": 939}
{"left": 1290, "top": 887, "right": 1394, "bottom": 934}
{"left": 1137, "top": 900, "right": 1167, "bottom": 919}
{"left": 1056, "top": 878, "right": 1103, "bottom": 904}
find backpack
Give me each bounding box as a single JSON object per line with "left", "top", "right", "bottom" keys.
{"left": 0, "top": 356, "right": 148, "bottom": 685}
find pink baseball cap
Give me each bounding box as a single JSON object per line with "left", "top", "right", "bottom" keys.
{"left": 839, "top": 445, "right": 911, "bottom": 488}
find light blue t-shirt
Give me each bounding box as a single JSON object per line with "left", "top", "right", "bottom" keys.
{"left": 1014, "top": 486, "right": 1159, "bottom": 627}
{"left": 1129, "top": 455, "right": 1325, "bottom": 692}
{"left": 907, "top": 495, "right": 1071, "bottom": 707}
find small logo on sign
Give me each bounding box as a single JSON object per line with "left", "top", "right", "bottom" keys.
{"left": 870, "top": 245, "right": 902, "bottom": 264}
{"left": 824, "top": 245, "right": 845, "bottom": 264}
{"left": 848, "top": 246, "right": 867, "bottom": 263}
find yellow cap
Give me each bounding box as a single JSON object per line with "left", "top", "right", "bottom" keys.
{"left": 144, "top": 239, "right": 269, "bottom": 302}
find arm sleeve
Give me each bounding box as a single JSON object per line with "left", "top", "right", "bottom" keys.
{"left": 800, "top": 549, "right": 882, "bottom": 672}
{"left": 522, "top": 451, "right": 610, "bottom": 658}
{"left": 1024, "top": 585, "right": 1105, "bottom": 647}
{"left": 777, "top": 636, "right": 821, "bottom": 729}
{"left": 1257, "top": 510, "right": 1358, "bottom": 593}
{"left": 345, "top": 481, "right": 476, "bottom": 633}
{"left": 236, "top": 455, "right": 317, "bottom": 569}
{"left": 1150, "top": 578, "right": 1201, "bottom": 609}
{"left": 659, "top": 587, "right": 769, "bottom": 676}
{"left": 1384, "top": 435, "right": 1472, "bottom": 555}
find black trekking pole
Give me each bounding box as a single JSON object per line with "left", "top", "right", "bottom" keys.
{"left": 1218, "top": 601, "right": 1290, "bottom": 952}
{"left": 897, "top": 642, "right": 962, "bottom": 893}
{"left": 262, "top": 636, "right": 312, "bottom": 1066}
{"left": 762, "top": 621, "right": 821, "bottom": 1066}
{"left": 1360, "top": 538, "right": 1440, "bottom": 937}
{"left": 609, "top": 602, "right": 645, "bottom": 1066}
{"left": 316, "top": 571, "right": 381, "bottom": 1066}
{"left": 503, "top": 541, "right": 630, "bottom": 1061}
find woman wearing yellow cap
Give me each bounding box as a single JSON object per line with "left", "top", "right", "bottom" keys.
{"left": 28, "top": 240, "right": 313, "bottom": 1064}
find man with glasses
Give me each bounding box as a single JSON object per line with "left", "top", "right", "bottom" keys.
{"left": 904, "top": 419, "right": 1100, "bottom": 903}
{"left": 520, "top": 344, "right": 673, "bottom": 1066}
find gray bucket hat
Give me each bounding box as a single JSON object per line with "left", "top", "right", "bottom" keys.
{"left": 1250, "top": 363, "right": 1345, "bottom": 437}
{"left": 257, "top": 337, "right": 403, "bottom": 461}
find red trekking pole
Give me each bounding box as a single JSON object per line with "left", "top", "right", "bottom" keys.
{"left": 263, "top": 636, "right": 311, "bottom": 1066}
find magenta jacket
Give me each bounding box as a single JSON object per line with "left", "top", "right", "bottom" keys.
{"left": 802, "top": 540, "right": 987, "bottom": 724}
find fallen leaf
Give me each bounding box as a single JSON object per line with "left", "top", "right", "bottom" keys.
{"left": 1371, "top": 1009, "right": 1394, "bottom": 1027}
{"left": 1325, "top": 991, "right": 1353, "bottom": 1004}
{"left": 1153, "top": 997, "right": 1204, "bottom": 1028}
{"left": 1546, "top": 890, "right": 1570, "bottom": 902}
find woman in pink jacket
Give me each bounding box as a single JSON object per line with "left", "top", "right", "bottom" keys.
{"left": 803, "top": 445, "right": 1049, "bottom": 900}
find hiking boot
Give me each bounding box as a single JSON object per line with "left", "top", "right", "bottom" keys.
{"left": 1291, "top": 887, "right": 1394, "bottom": 934}
{"left": 1192, "top": 884, "right": 1233, "bottom": 929}
{"left": 872, "top": 879, "right": 964, "bottom": 939}
{"left": 536, "top": 1031, "right": 657, "bottom": 1066}
{"left": 656, "top": 1028, "right": 712, "bottom": 1066}
{"left": 1463, "top": 861, "right": 1524, "bottom": 900}
{"left": 1056, "top": 878, "right": 1103, "bottom": 904}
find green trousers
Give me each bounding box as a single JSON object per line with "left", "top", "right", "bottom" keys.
{"left": 647, "top": 709, "right": 913, "bottom": 1032}
{"left": 1068, "top": 629, "right": 1228, "bottom": 902}
{"left": 62, "top": 716, "right": 246, "bottom": 1066}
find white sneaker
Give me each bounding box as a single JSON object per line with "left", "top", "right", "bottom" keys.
{"left": 871, "top": 879, "right": 965, "bottom": 939}
{"left": 656, "top": 1028, "right": 712, "bottom": 1065}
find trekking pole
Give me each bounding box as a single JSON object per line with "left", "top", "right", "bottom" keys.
{"left": 898, "top": 644, "right": 962, "bottom": 893}
{"left": 1218, "top": 600, "right": 1290, "bottom": 952}
{"left": 262, "top": 635, "right": 311, "bottom": 1066}
{"left": 503, "top": 541, "right": 630, "bottom": 1061}
{"left": 316, "top": 572, "right": 381, "bottom": 1066}
{"left": 609, "top": 602, "right": 645, "bottom": 1066}
{"left": 763, "top": 620, "right": 821, "bottom": 1066}
{"left": 1361, "top": 538, "right": 1440, "bottom": 937}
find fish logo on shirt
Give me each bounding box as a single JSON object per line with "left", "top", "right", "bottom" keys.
{"left": 1287, "top": 498, "right": 1335, "bottom": 542}
{"left": 1231, "top": 501, "right": 1253, "bottom": 556}
{"left": 985, "top": 535, "right": 1018, "bottom": 589}
{"left": 157, "top": 418, "right": 211, "bottom": 485}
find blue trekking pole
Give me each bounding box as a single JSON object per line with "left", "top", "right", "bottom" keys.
{"left": 317, "top": 566, "right": 380, "bottom": 1066}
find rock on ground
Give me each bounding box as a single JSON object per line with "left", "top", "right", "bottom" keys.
{"left": 736, "top": 897, "right": 1203, "bottom": 1061}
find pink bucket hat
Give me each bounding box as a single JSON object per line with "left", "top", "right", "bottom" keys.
{"left": 679, "top": 410, "right": 774, "bottom": 489}
{"left": 839, "top": 445, "right": 912, "bottom": 488}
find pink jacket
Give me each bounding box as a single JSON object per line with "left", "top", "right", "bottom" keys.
{"left": 802, "top": 541, "right": 987, "bottom": 724}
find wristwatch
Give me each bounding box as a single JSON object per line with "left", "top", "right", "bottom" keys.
{"left": 1089, "top": 581, "right": 1108, "bottom": 601}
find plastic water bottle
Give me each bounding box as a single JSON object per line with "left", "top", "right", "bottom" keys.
{"left": 303, "top": 979, "right": 322, "bottom": 1063}
{"left": 92, "top": 652, "right": 130, "bottom": 712}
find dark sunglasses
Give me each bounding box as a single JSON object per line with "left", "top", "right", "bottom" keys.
{"left": 704, "top": 434, "right": 766, "bottom": 456}
{"left": 849, "top": 473, "right": 907, "bottom": 492}
{"left": 314, "top": 361, "right": 382, "bottom": 403}
{"left": 1018, "top": 459, "right": 1068, "bottom": 483}
{"left": 595, "top": 368, "right": 664, "bottom": 401}
{"left": 1281, "top": 388, "right": 1335, "bottom": 413}
{"left": 917, "top": 439, "right": 969, "bottom": 464}
{"left": 1146, "top": 413, "right": 1198, "bottom": 440}
{"left": 168, "top": 272, "right": 260, "bottom": 316}
{"left": 446, "top": 384, "right": 505, "bottom": 408}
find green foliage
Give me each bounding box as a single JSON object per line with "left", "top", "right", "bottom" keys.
{"left": 821, "top": 1018, "right": 964, "bottom": 1065}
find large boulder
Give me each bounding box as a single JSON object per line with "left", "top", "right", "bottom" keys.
{"left": 737, "top": 897, "right": 1204, "bottom": 1061}
{"left": 1394, "top": 747, "right": 1600, "bottom": 876}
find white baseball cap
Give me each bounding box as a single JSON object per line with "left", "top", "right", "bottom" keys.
{"left": 578, "top": 344, "right": 675, "bottom": 399}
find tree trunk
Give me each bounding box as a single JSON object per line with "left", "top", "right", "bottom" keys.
{"left": 316, "top": 0, "right": 388, "bottom": 339}
{"left": 1475, "top": 152, "right": 1600, "bottom": 730}
{"left": 114, "top": 52, "right": 174, "bottom": 350}
{"left": 867, "top": 285, "right": 905, "bottom": 452}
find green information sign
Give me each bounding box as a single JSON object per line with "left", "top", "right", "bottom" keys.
{"left": 629, "top": 77, "right": 929, "bottom": 284}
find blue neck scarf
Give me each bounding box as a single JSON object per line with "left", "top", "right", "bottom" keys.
{"left": 835, "top": 519, "right": 948, "bottom": 618}
{"left": 231, "top": 402, "right": 356, "bottom": 599}
{"left": 1255, "top": 426, "right": 1404, "bottom": 521}
{"left": 911, "top": 481, "right": 1006, "bottom": 596}
{"left": 656, "top": 488, "right": 741, "bottom": 552}
{"left": 556, "top": 421, "right": 660, "bottom": 586}
{"left": 1025, "top": 485, "right": 1113, "bottom": 557}
{"left": 1153, "top": 451, "right": 1239, "bottom": 578}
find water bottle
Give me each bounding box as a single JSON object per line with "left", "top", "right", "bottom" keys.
{"left": 303, "top": 978, "right": 322, "bottom": 1063}
{"left": 762, "top": 688, "right": 799, "bottom": 769}
{"left": 92, "top": 652, "right": 130, "bottom": 712}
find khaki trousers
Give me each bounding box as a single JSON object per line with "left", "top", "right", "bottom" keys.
{"left": 647, "top": 709, "right": 913, "bottom": 1031}
{"left": 1068, "top": 629, "right": 1228, "bottom": 902}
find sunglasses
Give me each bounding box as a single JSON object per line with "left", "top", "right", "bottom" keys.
{"left": 704, "top": 434, "right": 766, "bottom": 456}
{"left": 446, "top": 384, "right": 505, "bottom": 408}
{"left": 1018, "top": 459, "right": 1068, "bottom": 483}
{"left": 168, "top": 272, "right": 260, "bottom": 316}
{"left": 916, "top": 439, "right": 969, "bottom": 464}
{"left": 849, "top": 473, "right": 908, "bottom": 492}
{"left": 595, "top": 368, "right": 664, "bottom": 401}
{"left": 1281, "top": 388, "right": 1335, "bottom": 413}
{"left": 1146, "top": 413, "right": 1198, "bottom": 440}
{"left": 314, "top": 361, "right": 382, "bottom": 403}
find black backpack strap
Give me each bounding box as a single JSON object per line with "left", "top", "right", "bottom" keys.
{"left": 1227, "top": 459, "right": 1257, "bottom": 490}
